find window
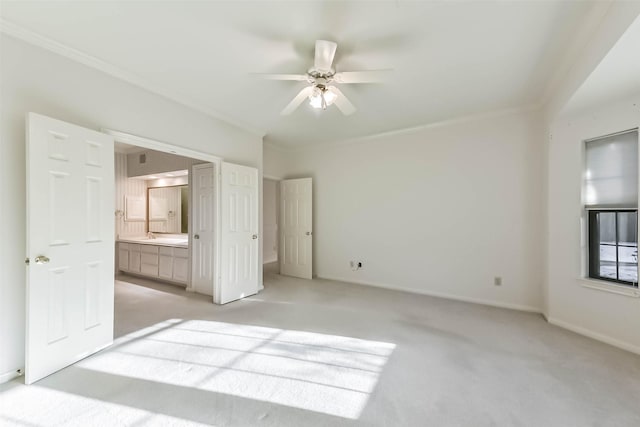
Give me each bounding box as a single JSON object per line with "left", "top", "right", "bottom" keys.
{"left": 588, "top": 210, "right": 637, "bottom": 286}
{"left": 584, "top": 129, "right": 639, "bottom": 287}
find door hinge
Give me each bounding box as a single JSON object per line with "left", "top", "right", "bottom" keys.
{"left": 25, "top": 257, "right": 30, "bottom": 265}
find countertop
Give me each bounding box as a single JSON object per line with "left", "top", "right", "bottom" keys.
{"left": 117, "top": 236, "right": 189, "bottom": 248}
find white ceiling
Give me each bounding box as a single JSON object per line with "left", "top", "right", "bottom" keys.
{"left": 562, "top": 15, "right": 640, "bottom": 115}
{"left": 2, "top": 1, "right": 605, "bottom": 148}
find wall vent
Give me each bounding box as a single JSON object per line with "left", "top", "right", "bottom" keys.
{"left": 139, "top": 153, "right": 146, "bottom": 164}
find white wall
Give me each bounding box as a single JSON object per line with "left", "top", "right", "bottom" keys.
{"left": 547, "top": 93, "right": 640, "bottom": 353}
{"left": 263, "top": 143, "right": 291, "bottom": 179}
{"left": 0, "top": 35, "right": 263, "bottom": 381}
{"left": 263, "top": 179, "right": 278, "bottom": 264}
{"left": 274, "top": 109, "right": 545, "bottom": 311}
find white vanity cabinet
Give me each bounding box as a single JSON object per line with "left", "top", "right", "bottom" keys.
{"left": 158, "top": 246, "right": 174, "bottom": 280}
{"left": 118, "top": 243, "right": 130, "bottom": 270}
{"left": 140, "top": 245, "right": 159, "bottom": 276}
{"left": 173, "top": 248, "right": 189, "bottom": 282}
{"left": 129, "top": 244, "right": 141, "bottom": 272}
{"left": 118, "top": 241, "right": 188, "bottom": 285}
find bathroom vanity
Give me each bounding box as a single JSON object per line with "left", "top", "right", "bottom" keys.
{"left": 117, "top": 235, "right": 189, "bottom": 285}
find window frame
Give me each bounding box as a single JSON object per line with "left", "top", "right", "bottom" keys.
{"left": 587, "top": 209, "right": 639, "bottom": 288}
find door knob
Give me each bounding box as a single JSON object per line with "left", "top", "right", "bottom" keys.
{"left": 306, "top": 231, "right": 312, "bottom": 236}
{"left": 194, "top": 234, "right": 200, "bottom": 239}
{"left": 252, "top": 234, "right": 258, "bottom": 240}
{"left": 34, "top": 255, "right": 50, "bottom": 264}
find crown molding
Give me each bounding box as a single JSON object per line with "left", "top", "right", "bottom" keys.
{"left": 0, "top": 19, "right": 266, "bottom": 138}
{"left": 268, "top": 103, "right": 542, "bottom": 153}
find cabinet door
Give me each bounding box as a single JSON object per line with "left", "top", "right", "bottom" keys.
{"left": 173, "top": 257, "right": 189, "bottom": 283}
{"left": 141, "top": 253, "right": 158, "bottom": 266}
{"left": 140, "top": 262, "right": 158, "bottom": 276}
{"left": 118, "top": 248, "right": 129, "bottom": 271}
{"left": 159, "top": 255, "right": 173, "bottom": 279}
{"left": 129, "top": 251, "right": 141, "bottom": 272}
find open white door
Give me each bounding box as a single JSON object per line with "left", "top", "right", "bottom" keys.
{"left": 280, "top": 178, "right": 313, "bottom": 279}
{"left": 26, "top": 113, "right": 114, "bottom": 384}
{"left": 191, "top": 163, "right": 215, "bottom": 296}
{"left": 219, "top": 162, "right": 259, "bottom": 304}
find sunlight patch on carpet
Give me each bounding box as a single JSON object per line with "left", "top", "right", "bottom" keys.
{"left": 78, "top": 319, "right": 396, "bottom": 419}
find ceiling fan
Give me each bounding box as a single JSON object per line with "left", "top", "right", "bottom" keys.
{"left": 256, "top": 40, "right": 390, "bottom": 116}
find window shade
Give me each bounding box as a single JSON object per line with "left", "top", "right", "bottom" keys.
{"left": 584, "top": 130, "right": 638, "bottom": 208}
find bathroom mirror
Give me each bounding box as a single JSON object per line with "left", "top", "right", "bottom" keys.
{"left": 147, "top": 185, "right": 188, "bottom": 233}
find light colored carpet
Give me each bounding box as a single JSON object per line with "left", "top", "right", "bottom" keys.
{"left": 1, "top": 263, "right": 640, "bottom": 426}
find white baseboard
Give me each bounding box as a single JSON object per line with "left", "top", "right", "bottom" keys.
{"left": 547, "top": 317, "right": 640, "bottom": 356}
{"left": 0, "top": 368, "right": 22, "bottom": 384}
{"left": 317, "top": 275, "right": 542, "bottom": 313}
{"left": 316, "top": 275, "right": 640, "bottom": 355}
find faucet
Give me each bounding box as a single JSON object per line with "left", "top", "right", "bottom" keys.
{"left": 147, "top": 231, "right": 155, "bottom": 239}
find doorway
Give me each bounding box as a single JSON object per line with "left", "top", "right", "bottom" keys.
{"left": 263, "top": 178, "right": 279, "bottom": 266}
{"left": 112, "top": 136, "right": 218, "bottom": 300}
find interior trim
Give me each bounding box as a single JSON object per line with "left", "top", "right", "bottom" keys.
{"left": 317, "top": 275, "right": 542, "bottom": 313}
{"left": 0, "top": 18, "right": 265, "bottom": 137}
{"left": 267, "top": 103, "right": 541, "bottom": 152}
{"left": 0, "top": 368, "right": 22, "bottom": 385}
{"left": 548, "top": 317, "right": 640, "bottom": 356}
{"left": 578, "top": 278, "right": 640, "bottom": 298}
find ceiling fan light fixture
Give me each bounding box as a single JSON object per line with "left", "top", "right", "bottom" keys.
{"left": 309, "top": 86, "right": 337, "bottom": 110}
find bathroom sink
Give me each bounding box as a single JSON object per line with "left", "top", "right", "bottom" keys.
{"left": 154, "top": 238, "right": 188, "bottom": 244}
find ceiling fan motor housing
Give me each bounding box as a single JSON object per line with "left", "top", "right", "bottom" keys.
{"left": 308, "top": 69, "right": 335, "bottom": 83}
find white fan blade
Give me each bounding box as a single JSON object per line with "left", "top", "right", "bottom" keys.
{"left": 314, "top": 40, "right": 337, "bottom": 71}
{"left": 328, "top": 86, "right": 356, "bottom": 115}
{"left": 252, "top": 73, "right": 309, "bottom": 81}
{"left": 281, "top": 86, "right": 314, "bottom": 115}
{"left": 333, "top": 70, "right": 391, "bottom": 83}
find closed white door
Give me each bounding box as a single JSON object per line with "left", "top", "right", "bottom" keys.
{"left": 26, "top": 113, "right": 114, "bottom": 384}
{"left": 280, "top": 178, "right": 313, "bottom": 279}
{"left": 191, "top": 163, "right": 215, "bottom": 295}
{"left": 220, "top": 162, "right": 259, "bottom": 304}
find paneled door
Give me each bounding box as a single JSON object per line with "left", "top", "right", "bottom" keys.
{"left": 280, "top": 178, "right": 313, "bottom": 279}
{"left": 26, "top": 113, "right": 114, "bottom": 384}
{"left": 219, "top": 162, "right": 259, "bottom": 304}
{"left": 191, "top": 163, "right": 215, "bottom": 296}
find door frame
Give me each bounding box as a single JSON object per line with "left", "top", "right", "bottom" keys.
{"left": 190, "top": 163, "right": 218, "bottom": 299}
{"left": 103, "top": 129, "right": 222, "bottom": 300}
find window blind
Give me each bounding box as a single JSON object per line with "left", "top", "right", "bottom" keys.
{"left": 584, "top": 130, "right": 638, "bottom": 209}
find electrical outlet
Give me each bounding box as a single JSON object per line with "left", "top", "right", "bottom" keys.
{"left": 494, "top": 276, "right": 502, "bottom": 286}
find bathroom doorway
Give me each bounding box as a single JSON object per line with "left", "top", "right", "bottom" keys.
{"left": 111, "top": 133, "right": 218, "bottom": 299}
